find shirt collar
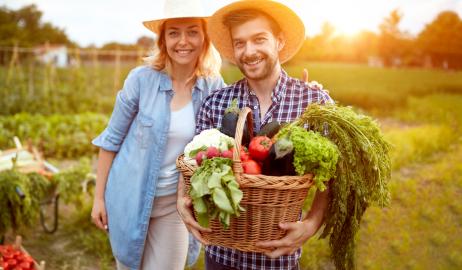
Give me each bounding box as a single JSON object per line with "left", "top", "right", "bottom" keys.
{"left": 159, "top": 71, "right": 206, "bottom": 92}
{"left": 242, "top": 69, "right": 288, "bottom": 102}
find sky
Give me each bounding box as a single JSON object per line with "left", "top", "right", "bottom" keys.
{"left": 2, "top": 0, "right": 462, "bottom": 47}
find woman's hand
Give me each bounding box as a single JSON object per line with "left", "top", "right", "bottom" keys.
{"left": 91, "top": 197, "right": 108, "bottom": 231}
{"left": 177, "top": 192, "right": 212, "bottom": 245}
{"left": 176, "top": 174, "right": 211, "bottom": 245}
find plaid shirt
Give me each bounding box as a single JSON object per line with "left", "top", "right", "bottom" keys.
{"left": 196, "top": 70, "right": 334, "bottom": 270}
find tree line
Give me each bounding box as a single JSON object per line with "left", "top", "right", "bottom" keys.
{"left": 1, "top": 5, "right": 462, "bottom": 69}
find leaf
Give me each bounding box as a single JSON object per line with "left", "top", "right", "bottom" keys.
{"left": 212, "top": 188, "right": 234, "bottom": 214}
{"left": 274, "top": 136, "right": 294, "bottom": 159}
{"left": 196, "top": 212, "right": 210, "bottom": 228}
{"left": 193, "top": 197, "right": 208, "bottom": 214}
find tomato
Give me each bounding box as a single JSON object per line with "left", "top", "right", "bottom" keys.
{"left": 7, "top": 258, "right": 17, "bottom": 267}
{"left": 19, "top": 261, "right": 32, "bottom": 269}
{"left": 1, "top": 261, "right": 9, "bottom": 269}
{"left": 2, "top": 252, "right": 14, "bottom": 259}
{"left": 248, "top": 136, "right": 273, "bottom": 161}
{"left": 233, "top": 146, "right": 250, "bottom": 161}
{"left": 242, "top": 160, "right": 261, "bottom": 174}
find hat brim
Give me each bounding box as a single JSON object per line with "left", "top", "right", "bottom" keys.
{"left": 143, "top": 16, "right": 209, "bottom": 35}
{"left": 207, "top": 0, "right": 305, "bottom": 64}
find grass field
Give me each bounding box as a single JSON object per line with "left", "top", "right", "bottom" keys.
{"left": 2, "top": 62, "right": 462, "bottom": 269}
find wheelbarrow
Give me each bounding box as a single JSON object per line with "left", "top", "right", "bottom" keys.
{"left": 0, "top": 137, "right": 60, "bottom": 234}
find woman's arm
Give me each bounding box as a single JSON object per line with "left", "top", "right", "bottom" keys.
{"left": 91, "top": 148, "right": 116, "bottom": 230}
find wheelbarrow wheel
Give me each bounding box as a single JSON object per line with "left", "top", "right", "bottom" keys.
{"left": 39, "top": 194, "right": 59, "bottom": 233}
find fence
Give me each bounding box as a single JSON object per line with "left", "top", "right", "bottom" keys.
{"left": 0, "top": 45, "right": 152, "bottom": 115}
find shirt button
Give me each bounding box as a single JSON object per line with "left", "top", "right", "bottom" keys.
{"left": 253, "top": 105, "right": 258, "bottom": 109}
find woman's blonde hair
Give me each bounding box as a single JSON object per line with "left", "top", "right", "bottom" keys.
{"left": 144, "top": 19, "right": 222, "bottom": 77}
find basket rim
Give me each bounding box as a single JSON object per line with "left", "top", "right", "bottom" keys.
{"left": 177, "top": 154, "right": 313, "bottom": 189}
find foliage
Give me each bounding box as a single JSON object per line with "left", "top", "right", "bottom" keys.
{"left": 52, "top": 158, "right": 92, "bottom": 208}
{"left": 417, "top": 11, "right": 462, "bottom": 69}
{"left": 0, "top": 113, "right": 108, "bottom": 158}
{"left": 377, "top": 9, "right": 413, "bottom": 66}
{"left": 282, "top": 62, "right": 462, "bottom": 112}
{"left": 275, "top": 125, "right": 339, "bottom": 190}
{"left": 385, "top": 124, "right": 455, "bottom": 170}
{"left": 295, "top": 104, "right": 391, "bottom": 270}
{"left": 0, "top": 65, "right": 131, "bottom": 115}
{"left": 0, "top": 5, "right": 74, "bottom": 48}
{"left": 63, "top": 203, "right": 114, "bottom": 270}
{"left": 357, "top": 143, "right": 462, "bottom": 269}
{"left": 190, "top": 157, "right": 243, "bottom": 229}
{"left": 0, "top": 170, "right": 51, "bottom": 235}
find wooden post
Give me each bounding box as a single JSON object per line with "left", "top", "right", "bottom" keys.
{"left": 6, "top": 43, "right": 20, "bottom": 83}
{"left": 92, "top": 47, "right": 99, "bottom": 70}
{"left": 113, "top": 48, "right": 121, "bottom": 92}
{"left": 137, "top": 48, "right": 144, "bottom": 65}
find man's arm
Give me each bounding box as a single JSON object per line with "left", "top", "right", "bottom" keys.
{"left": 255, "top": 187, "right": 330, "bottom": 258}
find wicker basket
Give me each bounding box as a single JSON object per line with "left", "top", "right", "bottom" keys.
{"left": 176, "top": 107, "right": 313, "bottom": 252}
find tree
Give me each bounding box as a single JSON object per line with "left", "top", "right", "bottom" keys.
{"left": 136, "top": 36, "right": 155, "bottom": 50}
{"left": 0, "top": 4, "right": 74, "bottom": 47}
{"left": 417, "top": 11, "right": 462, "bottom": 68}
{"left": 378, "top": 9, "right": 410, "bottom": 66}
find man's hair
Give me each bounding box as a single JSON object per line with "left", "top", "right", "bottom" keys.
{"left": 222, "top": 9, "right": 282, "bottom": 36}
{"left": 144, "top": 19, "right": 221, "bottom": 77}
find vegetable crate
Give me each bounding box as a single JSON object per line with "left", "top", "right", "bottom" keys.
{"left": 177, "top": 108, "right": 314, "bottom": 252}
{"left": 0, "top": 236, "right": 46, "bottom": 270}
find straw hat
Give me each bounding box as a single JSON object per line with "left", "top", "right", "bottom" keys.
{"left": 143, "top": 0, "right": 208, "bottom": 34}
{"left": 208, "top": 0, "right": 305, "bottom": 64}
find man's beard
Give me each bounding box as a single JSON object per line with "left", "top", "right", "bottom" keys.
{"left": 237, "top": 52, "right": 277, "bottom": 81}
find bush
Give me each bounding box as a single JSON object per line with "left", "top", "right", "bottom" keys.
{"left": 0, "top": 113, "right": 108, "bottom": 158}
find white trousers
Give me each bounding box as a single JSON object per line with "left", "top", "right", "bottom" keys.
{"left": 117, "top": 194, "right": 189, "bottom": 270}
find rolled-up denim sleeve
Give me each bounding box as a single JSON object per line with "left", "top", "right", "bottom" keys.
{"left": 92, "top": 69, "right": 140, "bottom": 152}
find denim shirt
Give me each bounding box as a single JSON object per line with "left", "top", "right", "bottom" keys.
{"left": 92, "top": 65, "right": 224, "bottom": 269}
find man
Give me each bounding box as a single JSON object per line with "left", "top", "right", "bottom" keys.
{"left": 177, "top": 0, "right": 334, "bottom": 269}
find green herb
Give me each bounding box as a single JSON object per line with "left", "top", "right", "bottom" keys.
{"left": 189, "top": 157, "right": 244, "bottom": 229}
{"left": 294, "top": 104, "right": 391, "bottom": 270}
{"left": 276, "top": 126, "right": 339, "bottom": 191}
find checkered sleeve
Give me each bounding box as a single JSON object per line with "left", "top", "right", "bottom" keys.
{"left": 318, "top": 88, "right": 335, "bottom": 104}
{"left": 196, "top": 96, "right": 215, "bottom": 134}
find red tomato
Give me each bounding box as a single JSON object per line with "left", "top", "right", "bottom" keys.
{"left": 242, "top": 160, "right": 262, "bottom": 174}
{"left": 248, "top": 136, "right": 273, "bottom": 161}
{"left": 239, "top": 146, "right": 250, "bottom": 161}
{"left": 2, "top": 252, "right": 14, "bottom": 259}
{"left": 1, "top": 261, "right": 9, "bottom": 269}
{"left": 7, "top": 258, "right": 17, "bottom": 267}
{"left": 19, "top": 261, "right": 32, "bottom": 269}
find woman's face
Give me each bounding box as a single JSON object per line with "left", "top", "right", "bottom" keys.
{"left": 163, "top": 18, "right": 205, "bottom": 67}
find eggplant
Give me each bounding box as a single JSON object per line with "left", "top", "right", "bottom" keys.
{"left": 220, "top": 98, "right": 251, "bottom": 146}
{"left": 262, "top": 137, "right": 296, "bottom": 176}
{"left": 257, "top": 121, "right": 282, "bottom": 138}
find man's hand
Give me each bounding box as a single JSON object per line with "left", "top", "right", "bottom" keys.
{"left": 255, "top": 219, "right": 318, "bottom": 258}
{"left": 177, "top": 191, "right": 212, "bottom": 245}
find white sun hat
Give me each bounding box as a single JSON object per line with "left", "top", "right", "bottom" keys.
{"left": 207, "top": 0, "right": 305, "bottom": 64}
{"left": 143, "top": 0, "right": 209, "bottom": 34}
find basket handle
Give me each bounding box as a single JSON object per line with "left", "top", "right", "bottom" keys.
{"left": 232, "top": 107, "right": 254, "bottom": 184}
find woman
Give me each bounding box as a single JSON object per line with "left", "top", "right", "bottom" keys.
{"left": 90, "top": 0, "right": 224, "bottom": 269}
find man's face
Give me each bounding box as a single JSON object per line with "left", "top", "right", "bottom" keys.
{"left": 230, "top": 16, "right": 283, "bottom": 81}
